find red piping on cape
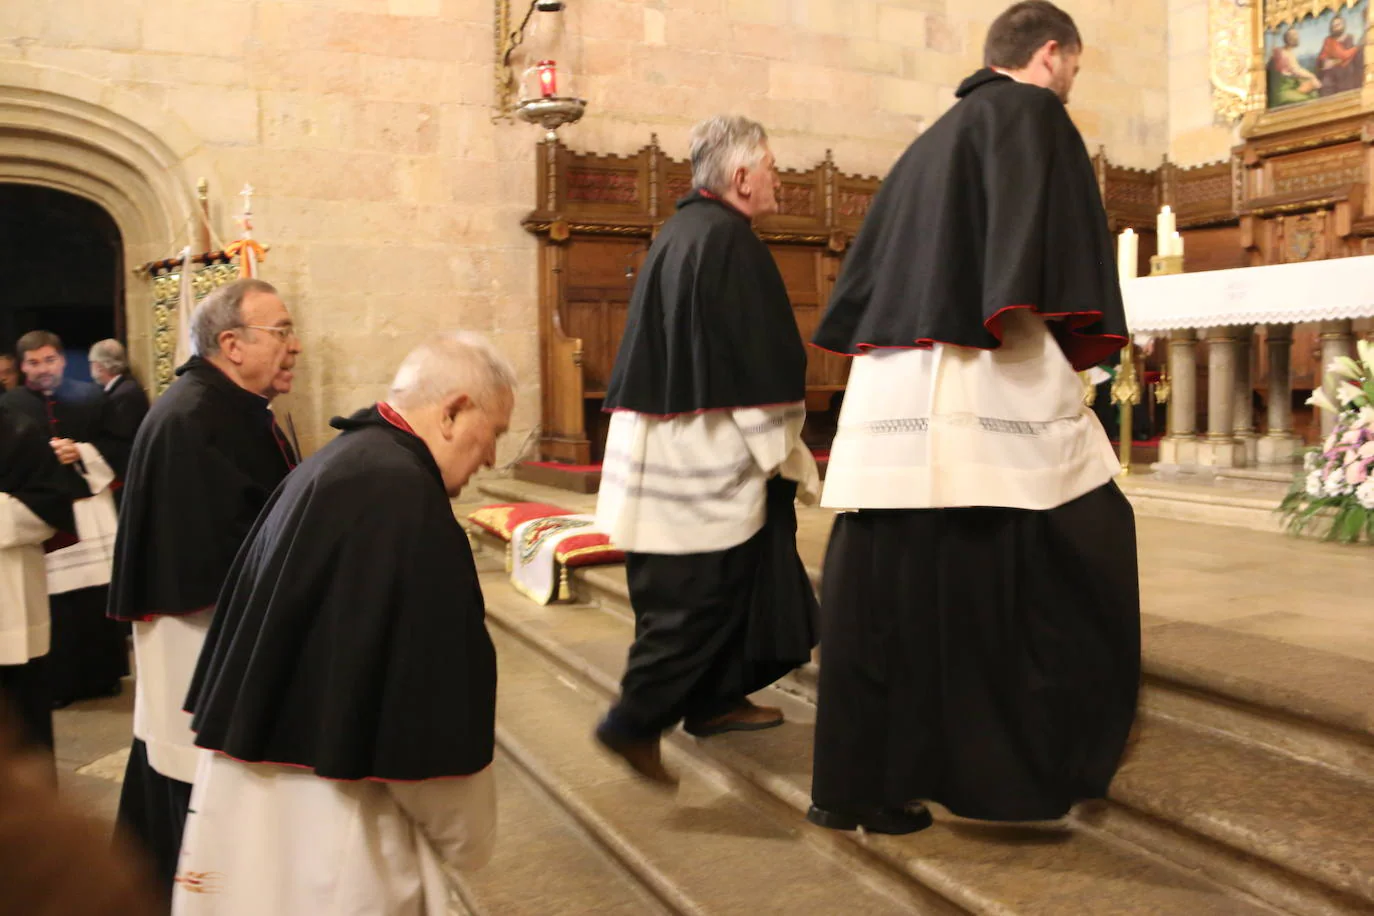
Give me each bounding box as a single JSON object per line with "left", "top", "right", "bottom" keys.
{"left": 118, "top": 603, "right": 214, "bottom": 625}
{"left": 602, "top": 399, "right": 807, "bottom": 421}
{"left": 377, "top": 401, "right": 416, "bottom": 435}
{"left": 198, "top": 747, "right": 491, "bottom": 784}
{"left": 808, "top": 304, "right": 1128, "bottom": 371}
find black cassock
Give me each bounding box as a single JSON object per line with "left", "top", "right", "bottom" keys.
{"left": 187, "top": 405, "right": 495, "bottom": 781}
{"left": 601, "top": 191, "right": 818, "bottom": 740}
{"left": 0, "top": 381, "right": 131, "bottom": 706}
{"left": 810, "top": 70, "right": 1140, "bottom": 822}
{"left": 0, "top": 408, "right": 76, "bottom": 752}
{"left": 108, "top": 356, "right": 296, "bottom": 895}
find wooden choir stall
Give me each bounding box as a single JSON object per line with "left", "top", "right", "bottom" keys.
{"left": 522, "top": 108, "right": 1374, "bottom": 484}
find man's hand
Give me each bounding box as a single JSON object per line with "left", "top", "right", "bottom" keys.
{"left": 49, "top": 438, "right": 82, "bottom": 465}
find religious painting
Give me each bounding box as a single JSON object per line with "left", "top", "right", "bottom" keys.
{"left": 1264, "top": 0, "right": 1368, "bottom": 109}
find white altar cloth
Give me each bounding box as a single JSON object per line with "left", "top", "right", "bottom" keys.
{"left": 1123, "top": 255, "right": 1374, "bottom": 332}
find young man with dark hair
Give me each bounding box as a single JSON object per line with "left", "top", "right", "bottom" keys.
{"left": 808, "top": 0, "right": 1140, "bottom": 834}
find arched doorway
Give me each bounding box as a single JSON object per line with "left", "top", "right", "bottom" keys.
{"left": 0, "top": 61, "right": 224, "bottom": 392}
{"left": 0, "top": 185, "right": 123, "bottom": 382}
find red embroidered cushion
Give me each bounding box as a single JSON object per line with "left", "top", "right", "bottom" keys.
{"left": 553, "top": 532, "right": 625, "bottom": 568}
{"left": 466, "top": 503, "right": 574, "bottom": 542}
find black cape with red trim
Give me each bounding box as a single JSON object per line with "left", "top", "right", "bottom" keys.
{"left": 186, "top": 405, "right": 496, "bottom": 781}
{"left": 107, "top": 357, "right": 296, "bottom": 622}
{"left": 812, "top": 70, "right": 1127, "bottom": 371}
{"left": 0, "top": 407, "right": 76, "bottom": 535}
{"left": 602, "top": 191, "right": 807, "bottom": 416}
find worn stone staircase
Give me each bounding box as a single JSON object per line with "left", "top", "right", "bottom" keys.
{"left": 457, "top": 479, "right": 1374, "bottom": 915}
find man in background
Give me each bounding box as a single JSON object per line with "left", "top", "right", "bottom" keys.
{"left": 0, "top": 331, "right": 130, "bottom": 709}
{"left": 0, "top": 353, "right": 18, "bottom": 391}
{"left": 89, "top": 339, "right": 150, "bottom": 449}
{"left": 108, "top": 279, "right": 301, "bottom": 899}
{"left": 177, "top": 334, "right": 509, "bottom": 914}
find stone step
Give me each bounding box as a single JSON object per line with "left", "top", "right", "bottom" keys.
{"left": 452, "top": 753, "right": 674, "bottom": 915}
{"left": 489, "top": 611, "right": 954, "bottom": 915}
{"left": 482, "top": 576, "right": 1300, "bottom": 916}
{"left": 561, "top": 560, "right": 1374, "bottom": 782}
{"left": 1119, "top": 481, "right": 1285, "bottom": 534}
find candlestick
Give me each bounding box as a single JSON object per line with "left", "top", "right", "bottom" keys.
{"left": 1117, "top": 228, "right": 1138, "bottom": 281}
{"left": 1171, "top": 231, "right": 1184, "bottom": 261}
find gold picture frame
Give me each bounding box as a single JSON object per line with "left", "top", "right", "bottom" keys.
{"left": 1234, "top": 0, "right": 1374, "bottom": 136}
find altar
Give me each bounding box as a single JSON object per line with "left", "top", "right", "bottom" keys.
{"left": 1124, "top": 256, "right": 1374, "bottom": 467}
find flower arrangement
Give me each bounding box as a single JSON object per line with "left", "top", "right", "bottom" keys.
{"left": 1280, "top": 338, "right": 1374, "bottom": 544}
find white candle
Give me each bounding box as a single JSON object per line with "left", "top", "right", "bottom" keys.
{"left": 1117, "top": 228, "right": 1138, "bottom": 281}
{"left": 1157, "top": 205, "right": 1176, "bottom": 254}
{"left": 1171, "top": 231, "right": 1184, "bottom": 261}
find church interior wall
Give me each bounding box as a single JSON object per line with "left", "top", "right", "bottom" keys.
{"left": 1168, "top": 0, "right": 1240, "bottom": 166}
{"left": 2, "top": 0, "right": 1171, "bottom": 462}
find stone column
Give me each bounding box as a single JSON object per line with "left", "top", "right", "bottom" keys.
{"left": 1198, "top": 326, "right": 1244, "bottom": 467}
{"left": 1160, "top": 328, "right": 1199, "bottom": 466}
{"left": 1319, "top": 319, "right": 1357, "bottom": 437}
{"left": 1232, "top": 326, "right": 1258, "bottom": 465}
{"left": 1258, "top": 324, "right": 1303, "bottom": 464}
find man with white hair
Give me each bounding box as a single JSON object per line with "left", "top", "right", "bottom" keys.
{"left": 108, "top": 278, "right": 302, "bottom": 899}
{"left": 88, "top": 339, "right": 150, "bottom": 451}
{"left": 594, "top": 115, "right": 820, "bottom": 785}
{"left": 173, "top": 333, "right": 511, "bottom": 915}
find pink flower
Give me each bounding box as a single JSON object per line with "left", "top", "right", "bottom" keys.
{"left": 1346, "top": 460, "right": 1369, "bottom": 486}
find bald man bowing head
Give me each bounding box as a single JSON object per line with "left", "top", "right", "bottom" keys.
{"left": 175, "top": 333, "right": 514, "bottom": 916}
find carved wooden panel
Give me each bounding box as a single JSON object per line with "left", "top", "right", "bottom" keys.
{"left": 1268, "top": 144, "right": 1363, "bottom": 197}
{"left": 1173, "top": 160, "right": 1237, "bottom": 228}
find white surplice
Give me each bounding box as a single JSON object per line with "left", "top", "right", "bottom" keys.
{"left": 0, "top": 494, "right": 55, "bottom": 666}
{"left": 596, "top": 402, "right": 820, "bottom": 554}
{"left": 173, "top": 752, "right": 496, "bottom": 916}
{"left": 43, "top": 441, "right": 118, "bottom": 595}
{"left": 131, "top": 611, "right": 213, "bottom": 782}
{"left": 823, "top": 309, "right": 1121, "bottom": 511}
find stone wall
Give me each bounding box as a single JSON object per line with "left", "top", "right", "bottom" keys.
{"left": 2, "top": 0, "right": 1171, "bottom": 465}
{"left": 1168, "top": 0, "right": 1238, "bottom": 166}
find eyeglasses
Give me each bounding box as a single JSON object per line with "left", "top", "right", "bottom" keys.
{"left": 239, "top": 325, "right": 298, "bottom": 342}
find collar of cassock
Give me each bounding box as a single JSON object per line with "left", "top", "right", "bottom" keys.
{"left": 678, "top": 187, "right": 751, "bottom": 221}
{"left": 955, "top": 68, "right": 1013, "bottom": 98}
{"left": 330, "top": 403, "right": 446, "bottom": 490}
{"left": 177, "top": 356, "right": 273, "bottom": 413}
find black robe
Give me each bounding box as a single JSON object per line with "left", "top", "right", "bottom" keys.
{"left": 108, "top": 357, "right": 296, "bottom": 897}
{"left": 0, "top": 408, "right": 76, "bottom": 536}
{"left": 1, "top": 381, "right": 130, "bottom": 704}
{"left": 812, "top": 69, "right": 1128, "bottom": 372}
{"left": 603, "top": 190, "right": 806, "bottom": 416}
{"left": 107, "top": 357, "right": 296, "bottom": 622}
{"left": 0, "top": 409, "right": 76, "bottom": 752}
{"left": 187, "top": 406, "right": 496, "bottom": 782}
{"left": 0, "top": 379, "right": 132, "bottom": 479}
{"left": 104, "top": 375, "right": 150, "bottom": 453}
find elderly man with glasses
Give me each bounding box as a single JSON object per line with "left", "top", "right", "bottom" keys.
{"left": 107, "top": 278, "right": 303, "bottom": 900}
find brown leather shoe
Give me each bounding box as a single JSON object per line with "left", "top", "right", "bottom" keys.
{"left": 684, "top": 700, "right": 784, "bottom": 737}
{"left": 594, "top": 719, "right": 678, "bottom": 787}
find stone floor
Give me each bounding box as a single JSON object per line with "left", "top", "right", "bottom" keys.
{"left": 53, "top": 476, "right": 1374, "bottom": 836}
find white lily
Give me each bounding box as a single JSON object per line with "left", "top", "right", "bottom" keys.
{"left": 1358, "top": 337, "right": 1374, "bottom": 371}
{"left": 1307, "top": 387, "right": 1340, "bottom": 414}
{"left": 1329, "top": 356, "right": 1363, "bottom": 380}
{"left": 1338, "top": 381, "right": 1366, "bottom": 407}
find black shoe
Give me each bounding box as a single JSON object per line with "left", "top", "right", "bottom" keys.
{"left": 806, "top": 803, "right": 934, "bottom": 835}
